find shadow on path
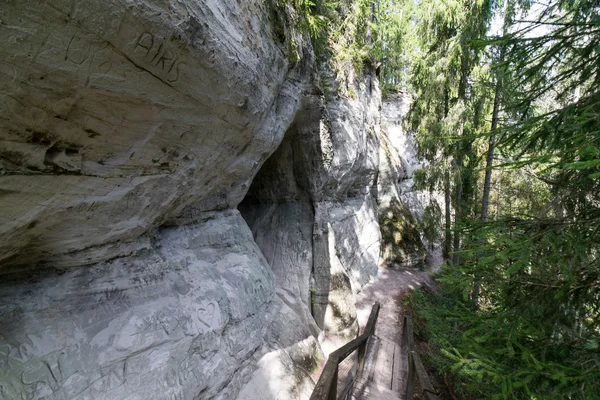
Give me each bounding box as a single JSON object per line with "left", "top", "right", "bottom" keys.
{"left": 355, "top": 268, "right": 434, "bottom": 344}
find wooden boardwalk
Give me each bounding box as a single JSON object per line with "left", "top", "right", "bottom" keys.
{"left": 347, "top": 335, "right": 406, "bottom": 400}
{"left": 309, "top": 269, "right": 435, "bottom": 400}
{"left": 347, "top": 268, "right": 434, "bottom": 400}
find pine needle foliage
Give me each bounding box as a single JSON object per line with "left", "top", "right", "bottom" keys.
{"left": 273, "top": 0, "right": 413, "bottom": 85}
{"left": 405, "top": 0, "right": 600, "bottom": 398}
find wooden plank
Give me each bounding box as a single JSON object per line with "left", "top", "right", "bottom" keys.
{"left": 349, "top": 380, "right": 402, "bottom": 400}
{"left": 406, "top": 352, "right": 415, "bottom": 400}
{"left": 402, "top": 313, "right": 440, "bottom": 400}
{"left": 330, "top": 302, "right": 380, "bottom": 361}
{"left": 337, "top": 350, "right": 358, "bottom": 400}
{"left": 364, "top": 302, "right": 381, "bottom": 335}
{"left": 391, "top": 340, "right": 402, "bottom": 392}
{"left": 331, "top": 335, "right": 368, "bottom": 362}
{"left": 403, "top": 315, "right": 414, "bottom": 352}
{"left": 311, "top": 359, "right": 338, "bottom": 400}
{"left": 413, "top": 351, "right": 438, "bottom": 398}
{"left": 365, "top": 335, "right": 380, "bottom": 383}
{"left": 373, "top": 338, "right": 395, "bottom": 389}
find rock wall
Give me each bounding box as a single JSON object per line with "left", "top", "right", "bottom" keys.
{"left": 0, "top": 1, "right": 320, "bottom": 399}
{"left": 0, "top": 212, "right": 301, "bottom": 400}
{"left": 378, "top": 92, "right": 443, "bottom": 267}
{"left": 240, "top": 67, "right": 381, "bottom": 346}
{"left": 0, "top": 0, "right": 309, "bottom": 267}
{"left": 0, "top": 1, "right": 427, "bottom": 399}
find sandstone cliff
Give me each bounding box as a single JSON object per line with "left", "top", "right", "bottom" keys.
{"left": 0, "top": 1, "right": 431, "bottom": 399}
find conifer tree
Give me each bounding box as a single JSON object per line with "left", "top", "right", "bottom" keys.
{"left": 407, "top": 0, "right": 493, "bottom": 261}
{"left": 406, "top": 0, "right": 600, "bottom": 397}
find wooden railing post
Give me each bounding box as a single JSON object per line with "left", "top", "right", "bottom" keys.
{"left": 402, "top": 315, "right": 408, "bottom": 347}
{"left": 328, "top": 365, "right": 338, "bottom": 400}
{"left": 310, "top": 302, "right": 380, "bottom": 400}
{"left": 404, "top": 315, "right": 415, "bottom": 400}
{"left": 407, "top": 350, "right": 415, "bottom": 400}
{"left": 405, "top": 315, "right": 414, "bottom": 351}
{"left": 357, "top": 303, "right": 379, "bottom": 379}
{"left": 357, "top": 340, "right": 367, "bottom": 377}
{"left": 403, "top": 314, "right": 439, "bottom": 400}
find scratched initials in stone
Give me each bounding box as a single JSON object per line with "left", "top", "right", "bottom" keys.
{"left": 254, "top": 280, "right": 268, "bottom": 303}
{"left": 135, "top": 33, "right": 154, "bottom": 56}
{"left": 132, "top": 31, "right": 184, "bottom": 82}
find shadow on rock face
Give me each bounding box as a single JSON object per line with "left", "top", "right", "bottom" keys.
{"left": 379, "top": 199, "right": 426, "bottom": 268}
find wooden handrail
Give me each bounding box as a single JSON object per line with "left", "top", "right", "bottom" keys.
{"left": 403, "top": 314, "right": 440, "bottom": 400}
{"left": 310, "top": 302, "right": 381, "bottom": 400}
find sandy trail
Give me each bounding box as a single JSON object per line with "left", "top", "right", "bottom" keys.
{"left": 314, "top": 247, "right": 442, "bottom": 395}
{"left": 354, "top": 267, "right": 433, "bottom": 343}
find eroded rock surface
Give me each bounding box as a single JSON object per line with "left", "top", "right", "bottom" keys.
{"left": 378, "top": 92, "right": 443, "bottom": 267}
{"left": 0, "top": 0, "right": 306, "bottom": 267}
{"left": 0, "top": 1, "right": 320, "bottom": 399}
{"left": 240, "top": 68, "right": 381, "bottom": 347}
{"left": 1, "top": 212, "right": 274, "bottom": 399}
{"left": 0, "top": 2, "right": 430, "bottom": 399}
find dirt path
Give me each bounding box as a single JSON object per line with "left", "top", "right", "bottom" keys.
{"left": 314, "top": 248, "right": 443, "bottom": 397}
{"left": 354, "top": 267, "right": 434, "bottom": 344}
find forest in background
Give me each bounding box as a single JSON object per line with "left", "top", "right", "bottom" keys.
{"left": 285, "top": 0, "right": 600, "bottom": 397}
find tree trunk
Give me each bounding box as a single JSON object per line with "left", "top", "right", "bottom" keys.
{"left": 451, "top": 51, "right": 469, "bottom": 265}
{"left": 444, "top": 172, "right": 452, "bottom": 259}
{"left": 481, "top": 74, "right": 502, "bottom": 222}
{"left": 473, "top": 80, "right": 500, "bottom": 304}
{"left": 474, "top": 40, "right": 505, "bottom": 305}
{"left": 452, "top": 171, "right": 462, "bottom": 265}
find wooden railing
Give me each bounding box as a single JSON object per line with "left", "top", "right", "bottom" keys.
{"left": 310, "top": 302, "right": 380, "bottom": 400}
{"left": 403, "top": 314, "right": 440, "bottom": 400}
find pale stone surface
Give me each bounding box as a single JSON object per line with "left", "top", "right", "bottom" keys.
{"left": 0, "top": 2, "right": 430, "bottom": 399}
{"left": 380, "top": 92, "right": 425, "bottom": 220}
{"left": 236, "top": 336, "right": 322, "bottom": 400}
{"left": 0, "top": 0, "right": 308, "bottom": 267}
{"left": 240, "top": 67, "right": 381, "bottom": 347}
{"left": 378, "top": 92, "right": 444, "bottom": 267}
{"left": 241, "top": 202, "right": 320, "bottom": 341}
{"left": 0, "top": 211, "right": 308, "bottom": 400}
{"left": 0, "top": 0, "right": 319, "bottom": 399}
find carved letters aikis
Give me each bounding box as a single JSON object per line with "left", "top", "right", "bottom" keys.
{"left": 133, "top": 31, "right": 184, "bottom": 83}
{"left": 59, "top": 10, "right": 187, "bottom": 84}
{"left": 66, "top": 32, "right": 91, "bottom": 65}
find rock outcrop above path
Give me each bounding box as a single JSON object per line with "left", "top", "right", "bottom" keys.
{"left": 1, "top": 1, "right": 315, "bottom": 399}
{"left": 0, "top": 0, "right": 307, "bottom": 267}
{"left": 0, "top": 2, "right": 431, "bottom": 399}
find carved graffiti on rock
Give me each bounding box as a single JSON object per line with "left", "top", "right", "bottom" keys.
{"left": 130, "top": 30, "right": 185, "bottom": 83}
{"left": 134, "top": 32, "right": 154, "bottom": 56}
{"left": 196, "top": 301, "right": 220, "bottom": 333}
{"left": 66, "top": 32, "right": 92, "bottom": 65}
{"left": 99, "top": 360, "right": 126, "bottom": 391}
{"left": 164, "top": 356, "right": 201, "bottom": 389}
{"left": 254, "top": 279, "right": 268, "bottom": 304}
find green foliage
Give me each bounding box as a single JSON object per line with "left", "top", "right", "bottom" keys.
{"left": 401, "top": 0, "right": 600, "bottom": 398}
{"left": 421, "top": 201, "right": 443, "bottom": 244}
{"left": 274, "top": 0, "right": 413, "bottom": 87}
{"left": 406, "top": 0, "right": 496, "bottom": 261}
{"left": 270, "top": 0, "right": 338, "bottom": 62}
{"left": 409, "top": 239, "right": 600, "bottom": 398}
{"left": 373, "top": 0, "right": 416, "bottom": 90}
